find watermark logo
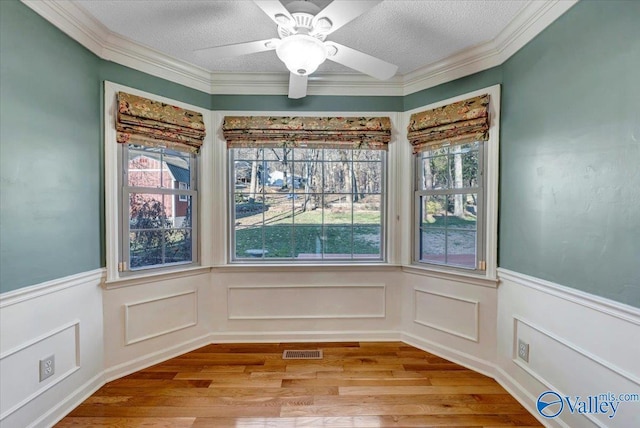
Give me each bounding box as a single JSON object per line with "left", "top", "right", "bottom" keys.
{"left": 537, "top": 391, "right": 564, "bottom": 418}
{"left": 536, "top": 390, "right": 640, "bottom": 420}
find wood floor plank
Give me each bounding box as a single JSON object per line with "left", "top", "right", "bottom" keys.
{"left": 338, "top": 385, "right": 508, "bottom": 395}
{"left": 67, "top": 405, "right": 281, "bottom": 418}
{"left": 279, "top": 402, "right": 525, "bottom": 417}
{"left": 55, "top": 417, "right": 196, "bottom": 427}
{"left": 93, "top": 386, "right": 339, "bottom": 398}
{"left": 55, "top": 342, "right": 541, "bottom": 427}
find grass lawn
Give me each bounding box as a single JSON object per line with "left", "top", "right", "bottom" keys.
{"left": 234, "top": 194, "right": 382, "bottom": 259}
{"left": 235, "top": 224, "right": 381, "bottom": 259}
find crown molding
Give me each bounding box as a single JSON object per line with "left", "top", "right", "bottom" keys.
{"left": 208, "top": 71, "right": 404, "bottom": 96}
{"left": 402, "top": 0, "right": 578, "bottom": 95}
{"left": 21, "top": 0, "right": 577, "bottom": 98}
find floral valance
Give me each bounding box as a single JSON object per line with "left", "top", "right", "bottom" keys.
{"left": 407, "top": 94, "right": 489, "bottom": 154}
{"left": 116, "top": 92, "right": 206, "bottom": 154}
{"left": 222, "top": 116, "right": 392, "bottom": 150}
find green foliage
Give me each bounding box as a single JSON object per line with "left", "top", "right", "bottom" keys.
{"left": 235, "top": 224, "right": 381, "bottom": 259}
{"left": 129, "top": 195, "right": 191, "bottom": 268}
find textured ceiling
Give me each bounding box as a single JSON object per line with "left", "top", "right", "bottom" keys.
{"left": 71, "top": 0, "right": 526, "bottom": 77}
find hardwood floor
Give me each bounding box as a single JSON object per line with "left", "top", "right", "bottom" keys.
{"left": 56, "top": 342, "right": 542, "bottom": 427}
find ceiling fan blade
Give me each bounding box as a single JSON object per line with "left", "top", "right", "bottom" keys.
{"left": 326, "top": 42, "right": 397, "bottom": 80}
{"left": 193, "top": 39, "right": 278, "bottom": 57}
{"left": 288, "top": 73, "right": 308, "bottom": 99}
{"left": 312, "top": 1, "right": 382, "bottom": 35}
{"left": 254, "top": 0, "right": 295, "bottom": 29}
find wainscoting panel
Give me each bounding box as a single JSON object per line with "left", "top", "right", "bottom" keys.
{"left": 0, "top": 322, "right": 79, "bottom": 420}
{"left": 125, "top": 290, "right": 198, "bottom": 345}
{"left": 227, "top": 284, "right": 386, "bottom": 320}
{"left": 102, "top": 271, "right": 213, "bottom": 382}
{"left": 400, "top": 271, "right": 498, "bottom": 376}
{"left": 512, "top": 317, "right": 639, "bottom": 427}
{"left": 0, "top": 269, "right": 104, "bottom": 428}
{"left": 496, "top": 269, "right": 640, "bottom": 428}
{"left": 413, "top": 288, "right": 479, "bottom": 342}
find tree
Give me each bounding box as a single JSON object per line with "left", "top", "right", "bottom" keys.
{"left": 453, "top": 146, "right": 464, "bottom": 217}
{"left": 129, "top": 194, "right": 169, "bottom": 268}
{"left": 271, "top": 147, "right": 292, "bottom": 190}
{"left": 248, "top": 148, "right": 262, "bottom": 202}
{"left": 129, "top": 195, "right": 191, "bottom": 267}
{"left": 301, "top": 149, "right": 320, "bottom": 211}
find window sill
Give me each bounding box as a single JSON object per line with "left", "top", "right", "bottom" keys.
{"left": 104, "top": 265, "right": 212, "bottom": 289}
{"left": 213, "top": 262, "right": 401, "bottom": 273}
{"left": 402, "top": 264, "right": 498, "bottom": 288}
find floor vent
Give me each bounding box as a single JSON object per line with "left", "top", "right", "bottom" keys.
{"left": 282, "top": 349, "right": 323, "bottom": 360}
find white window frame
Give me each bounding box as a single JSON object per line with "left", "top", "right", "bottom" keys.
{"left": 228, "top": 146, "right": 387, "bottom": 263}
{"left": 213, "top": 111, "right": 402, "bottom": 267}
{"left": 104, "top": 81, "right": 214, "bottom": 284}
{"left": 406, "top": 84, "right": 500, "bottom": 281}
{"left": 178, "top": 182, "right": 188, "bottom": 201}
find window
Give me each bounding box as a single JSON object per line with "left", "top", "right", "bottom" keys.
{"left": 178, "top": 182, "right": 188, "bottom": 201}
{"left": 415, "top": 142, "right": 484, "bottom": 270}
{"left": 120, "top": 144, "right": 198, "bottom": 271}
{"left": 409, "top": 87, "right": 499, "bottom": 276}
{"left": 230, "top": 147, "right": 385, "bottom": 261}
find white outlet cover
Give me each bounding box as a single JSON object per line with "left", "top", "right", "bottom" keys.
{"left": 39, "top": 355, "right": 55, "bottom": 382}
{"left": 517, "top": 339, "right": 529, "bottom": 362}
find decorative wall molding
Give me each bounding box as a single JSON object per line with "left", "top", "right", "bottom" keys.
{"left": 32, "top": 372, "right": 105, "bottom": 428}
{"left": 401, "top": 332, "right": 496, "bottom": 380}
{"left": 509, "top": 316, "right": 638, "bottom": 428}
{"left": 3, "top": 264, "right": 636, "bottom": 426}
{"left": 0, "top": 322, "right": 80, "bottom": 421}
{"left": 21, "top": 0, "right": 577, "bottom": 98}
{"left": 227, "top": 284, "right": 386, "bottom": 320}
{"left": 513, "top": 316, "right": 640, "bottom": 390}
{"left": 0, "top": 268, "right": 104, "bottom": 308}
{"left": 496, "top": 270, "right": 640, "bottom": 428}
{"left": 498, "top": 268, "right": 640, "bottom": 326}
{"left": 103, "top": 333, "right": 212, "bottom": 383}
{"left": 402, "top": 265, "right": 498, "bottom": 288}
{"left": 0, "top": 268, "right": 104, "bottom": 428}
{"left": 124, "top": 290, "right": 198, "bottom": 345}
{"left": 211, "top": 330, "right": 401, "bottom": 344}
{"left": 413, "top": 289, "right": 479, "bottom": 342}
{"left": 493, "top": 366, "right": 565, "bottom": 428}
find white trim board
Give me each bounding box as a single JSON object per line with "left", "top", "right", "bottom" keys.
{"left": 498, "top": 268, "right": 640, "bottom": 326}
{"left": 21, "top": 0, "right": 577, "bottom": 97}
{"left": 0, "top": 269, "right": 105, "bottom": 308}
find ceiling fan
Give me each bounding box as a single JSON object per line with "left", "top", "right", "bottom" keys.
{"left": 194, "top": 0, "right": 398, "bottom": 99}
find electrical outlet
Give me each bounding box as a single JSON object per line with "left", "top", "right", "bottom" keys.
{"left": 517, "top": 339, "right": 529, "bottom": 362}
{"left": 39, "top": 355, "right": 55, "bottom": 382}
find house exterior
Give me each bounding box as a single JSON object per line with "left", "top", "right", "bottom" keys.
{"left": 128, "top": 154, "right": 190, "bottom": 226}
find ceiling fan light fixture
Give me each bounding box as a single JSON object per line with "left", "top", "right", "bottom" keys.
{"left": 276, "top": 34, "right": 327, "bottom": 76}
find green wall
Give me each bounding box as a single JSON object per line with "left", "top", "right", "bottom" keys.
{"left": 499, "top": 1, "right": 640, "bottom": 306}
{"left": 1, "top": 0, "right": 101, "bottom": 292}
{"left": 2, "top": 0, "right": 638, "bottom": 307}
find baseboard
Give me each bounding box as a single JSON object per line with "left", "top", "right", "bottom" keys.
{"left": 493, "top": 366, "right": 567, "bottom": 428}
{"left": 210, "top": 330, "right": 402, "bottom": 344}
{"left": 103, "top": 333, "right": 213, "bottom": 383}
{"left": 400, "top": 332, "right": 496, "bottom": 379}
{"left": 30, "top": 372, "right": 104, "bottom": 428}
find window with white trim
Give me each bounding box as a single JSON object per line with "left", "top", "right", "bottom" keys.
{"left": 120, "top": 144, "right": 198, "bottom": 271}
{"left": 223, "top": 115, "right": 391, "bottom": 264}
{"left": 414, "top": 142, "right": 484, "bottom": 270}
{"left": 107, "top": 89, "right": 206, "bottom": 276}
{"left": 229, "top": 147, "right": 386, "bottom": 262}
{"left": 409, "top": 87, "right": 499, "bottom": 275}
